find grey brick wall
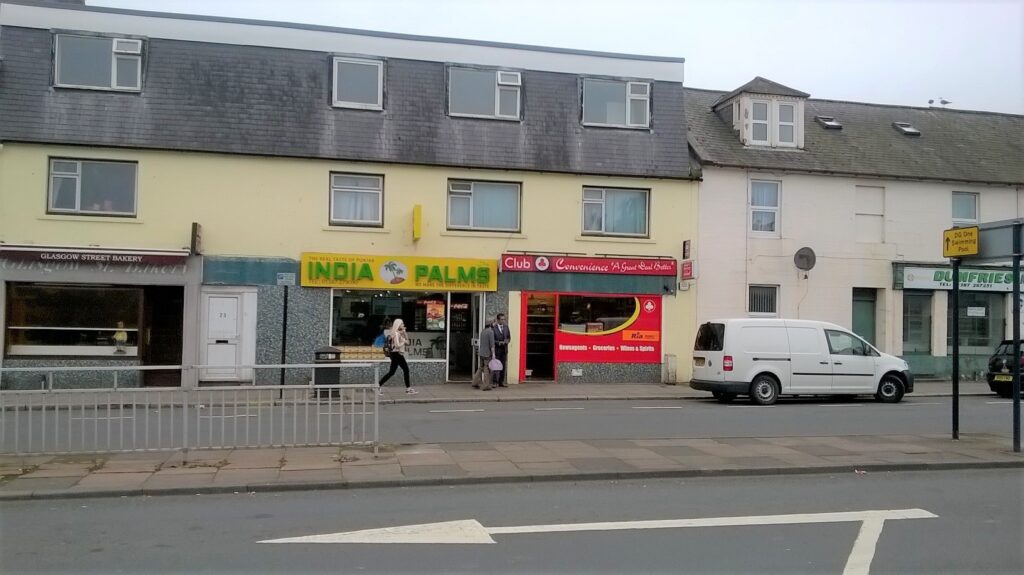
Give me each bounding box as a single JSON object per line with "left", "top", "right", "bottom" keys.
{"left": 0, "top": 27, "right": 693, "bottom": 179}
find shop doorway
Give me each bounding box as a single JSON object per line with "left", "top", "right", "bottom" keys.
{"left": 446, "top": 292, "right": 486, "bottom": 381}
{"left": 523, "top": 293, "right": 556, "bottom": 381}
{"left": 852, "top": 288, "right": 877, "bottom": 346}
{"left": 141, "top": 286, "right": 184, "bottom": 387}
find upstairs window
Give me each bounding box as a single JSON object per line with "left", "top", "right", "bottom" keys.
{"left": 751, "top": 101, "right": 770, "bottom": 144}
{"left": 748, "top": 285, "right": 778, "bottom": 316}
{"left": 330, "top": 173, "right": 383, "bottom": 226}
{"left": 749, "top": 180, "right": 780, "bottom": 235}
{"left": 582, "top": 79, "right": 650, "bottom": 128}
{"left": 332, "top": 57, "right": 383, "bottom": 110}
{"left": 447, "top": 180, "right": 521, "bottom": 232}
{"left": 777, "top": 103, "right": 796, "bottom": 145}
{"left": 449, "top": 68, "right": 521, "bottom": 120}
{"left": 582, "top": 187, "right": 650, "bottom": 237}
{"left": 48, "top": 159, "right": 138, "bottom": 217}
{"left": 55, "top": 34, "right": 142, "bottom": 91}
{"left": 952, "top": 192, "right": 978, "bottom": 226}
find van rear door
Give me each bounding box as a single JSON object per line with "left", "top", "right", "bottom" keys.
{"left": 693, "top": 322, "right": 725, "bottom": 381}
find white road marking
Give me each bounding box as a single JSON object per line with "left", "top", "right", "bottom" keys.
{"left": 843, "top": 518, "right": 885, "bottom": 575}
{"left": 986, "top": 401, "right": 1013, "bottom": 405}
{"left": 906, "top": 402, "right": 943, "bottom": 406}
{"left": 631, "top": 406, "right": 683, "bottom": 410}
{"left": 533, "top": 407, "right": 584, "bottom": 411}
{"left": 70, "top": 416, "right": 133, "bottom": 421}
{"left": 259, "top": 509, "right": 938, "bottom": 557}
{"left": 821, "top": 404, "right": 865, "bottom": 408}
{"left": 199, "top": 414, "right": 258, "bottom": 419}
{"left": 428, "top": 409, "right": 484, "bottom": 413}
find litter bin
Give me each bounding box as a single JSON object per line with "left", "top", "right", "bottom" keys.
{"left": 313, "top": 345, "right": 341, "bottom": 398}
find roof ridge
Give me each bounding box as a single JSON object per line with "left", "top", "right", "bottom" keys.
{"left": 684, "top": 87, "right": 1022, "bottom": 118}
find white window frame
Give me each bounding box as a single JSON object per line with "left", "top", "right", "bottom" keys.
{"left": 331, "top": 57, "right": 384, "bottom": 110}
{"left": 749, "top": 99, "right": 771, "bottom": 145}
{"left": 446, "top": 180, "right": 521, "bottom": 232}
{"left": 748, "top": 285, "right": 779, "bottom": 317}
{"left": 952, "top": 191, "right": 979, "bottom": 226}
{"left": 581, "top": 187, "right": 650, "bottom": 237}
{"left": 47, "top": 158, "right": 138, "bottom": 217}
{"left": 749, "top": 179, "right": 781, "bottom": 237}
{"left": 448, "top": 67, "right": 521, "bottom": 120}
{"left": 329, "top": 173, "right": 384, "bottom": 227}
{"left": 775, "top": 102, "right": 797, "bottom": 147}
{"left": 54, "top": 34, "right": 142, "bottom": 91}
{"left": 581, "top": 78, "right": 651, "bottom": 129}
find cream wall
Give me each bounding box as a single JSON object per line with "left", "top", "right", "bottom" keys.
{"left": 697, "top": 166, "right": 1022, "bottom": 354}
{"left": 0, "top": 143, "right": 699, "bottom": 381}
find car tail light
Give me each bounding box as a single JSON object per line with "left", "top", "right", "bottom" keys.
{"left": 723, "top": 356, "right": 734, "bottom": 371}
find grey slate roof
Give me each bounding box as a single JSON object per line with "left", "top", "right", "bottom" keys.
{"left": 710, "top": 77, "right": 810, "bottom": 109}
{"left": 687, "top": 87, "right": 1024, "bottom": 185}
{"left": 0, "top": 26, "right": 694, "bottom": 179}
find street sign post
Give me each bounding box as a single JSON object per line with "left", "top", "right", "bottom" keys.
{"left": 954, "top": 219, "right": 1022, "bottom": 453}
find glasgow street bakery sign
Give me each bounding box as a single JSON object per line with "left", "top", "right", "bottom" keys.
{"left": 0, "top": 246, "right": 189, "bottom": 267}
{"left": 502, "top": 254, "right": 677, "bottom": 276}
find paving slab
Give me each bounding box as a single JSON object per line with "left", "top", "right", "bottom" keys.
{"left": 401, "top": 464, "right": 468, "bottom": 479}
{"left": 213, "top": 468, "right": 280, "bottom": 486}
{"left": 144, "top": 473, "right": 216, "bottom": 490}
{"left": 341, "top": 464, "right": 403, "bottom": 481}
{"left": 0, "top": 476, "right": 83, "bottom": 492}
{"left": 21, "top": 464, "right": 94, "bottom": 478}
{"left": 276, "top": 469, "right": 344, "bottom": 484}
{"left": 74, "top": 472, "right": 151, "bottom": 490}
{"left": 457, "top": 460, "right": 524, "bottom": 475}
{"left": 448, "top": 450, "right": 511, "bottom": 463}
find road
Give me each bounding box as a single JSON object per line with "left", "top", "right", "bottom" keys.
{"left": 1, "top": 469, "right": 1020, "bottom": 574}
{"left": 382, "top": 395, "right": 1017, "bottom": 444}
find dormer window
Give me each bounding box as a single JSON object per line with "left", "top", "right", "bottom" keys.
{"left": 743, "top": 99, "right": 801, "bottom": 148}
{"left": 55, "top": 34, "right": 142, "bottom": 91}
{"left": 893, "top": 122, "right": 920, "bottom": 136}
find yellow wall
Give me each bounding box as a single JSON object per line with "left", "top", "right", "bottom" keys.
{"left": 0, "top": 143, "right": 699, "bottom": 381}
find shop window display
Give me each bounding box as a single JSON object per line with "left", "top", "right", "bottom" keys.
{"left": 5, "top": 284, "right": 141, "bottom": 356}
{"left": 331, "top": 291, "right": 447, "bottom": 359}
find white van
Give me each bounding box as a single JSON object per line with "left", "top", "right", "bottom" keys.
{"left": 691, "top": 319, "right": 913, "bottom": 405}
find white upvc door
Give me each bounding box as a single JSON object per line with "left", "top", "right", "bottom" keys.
{"left": 200, "top": 288, "right": 256, "bottom": 381}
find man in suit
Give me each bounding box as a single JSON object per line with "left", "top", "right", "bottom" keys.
{"left": 474, "top": 317, "right": 496, "bottom": 391}
{"left": 492, "top": 313, "right": 511, "bottom": 387}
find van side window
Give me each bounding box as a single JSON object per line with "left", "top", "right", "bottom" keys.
{"left": 694, "top": 323, "right": 725, "bottom": 351}
{"left": 825, "top": 330, "right": 872, "bottom": 356}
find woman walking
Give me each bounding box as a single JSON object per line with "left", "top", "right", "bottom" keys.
{"left": 378, "top": 318, "right": 417, "bottom": 394}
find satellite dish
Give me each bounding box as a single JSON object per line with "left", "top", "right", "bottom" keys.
{"left": 794, "top": 247, "right": 817, "bottom": 271}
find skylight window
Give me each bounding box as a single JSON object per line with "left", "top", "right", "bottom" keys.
{"left": 815, "top": 116, "right": 842, "bottom": 129}
{"left": 892, "top": 122, "right": 920, "bottom": 136}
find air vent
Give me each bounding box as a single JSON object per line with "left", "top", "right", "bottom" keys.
{"left": 892, "top": 122, "right": 920, "bottom": 136}
{"left": 815, "top": 116, "right": 842, "bottom": 129}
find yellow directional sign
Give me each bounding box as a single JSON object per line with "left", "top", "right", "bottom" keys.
{"left": 943, "top": 226, "right": 979, "bottom": 258}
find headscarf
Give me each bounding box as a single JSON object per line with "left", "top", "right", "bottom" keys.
{"left": 391, "top": 318, "right": 409, "bottom": 347}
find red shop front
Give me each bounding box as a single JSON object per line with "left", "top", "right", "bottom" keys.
{"left": 503, "top": 254, "right": 675, "bottom": 382}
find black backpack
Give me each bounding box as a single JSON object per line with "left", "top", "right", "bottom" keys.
{"left": 382, "top": 334, "right": 393, "bottom": 356}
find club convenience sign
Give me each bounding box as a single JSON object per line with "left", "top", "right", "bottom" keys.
{"left": 301, "top": 253, "right": 497, "bottom": 292}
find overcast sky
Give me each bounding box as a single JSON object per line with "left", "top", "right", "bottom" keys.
{"left": 89, "top": 0, "right": 1023, "bottom": 114}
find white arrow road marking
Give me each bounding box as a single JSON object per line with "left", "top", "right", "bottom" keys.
{"left": 428, "top": 409, "right": 485, "bottom": 413}
{"left": 260, "top": 508, "right": 937, "bottom": 574}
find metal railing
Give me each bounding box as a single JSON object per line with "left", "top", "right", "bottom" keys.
{"left": 0, "top": 364, "right": 380, "bottom": 455}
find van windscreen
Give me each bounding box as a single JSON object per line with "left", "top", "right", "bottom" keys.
{"left": 694, "top": 323, "right": 725, "bottom": 351}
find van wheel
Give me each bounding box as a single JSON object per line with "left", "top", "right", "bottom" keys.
{"left": 874, "top": 375, "right": 905, "bottom": 403}
{"left": 713, "top": 392, "right": 736, "bottom": 403}
{"left": 750, "top": 375, "right": 779, "bottom": 406}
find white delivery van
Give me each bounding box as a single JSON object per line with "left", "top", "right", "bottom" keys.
{"left": 691, "top": 319, "right": 913, "bottom": 405}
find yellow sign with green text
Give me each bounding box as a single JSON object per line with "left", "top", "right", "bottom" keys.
{"left": 300, "top": 253, "right": 497, "bottom": 292}
{"left": 943, "top": 226, "right": 979, "bottom": 258}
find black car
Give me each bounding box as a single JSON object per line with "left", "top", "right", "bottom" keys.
{"left": 987, "top": 340, "right": 1022, "bottom": 398}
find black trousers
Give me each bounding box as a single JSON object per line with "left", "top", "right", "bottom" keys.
{"left": 494, "top": 345, "right": 508, "bottom": 385}
{"left": 379, "top": 352, "right": 410, "bottom": 387}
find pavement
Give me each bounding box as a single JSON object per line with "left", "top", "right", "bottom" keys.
{"left": 1, "top": 379, "right": 1017, "bottom": 501}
